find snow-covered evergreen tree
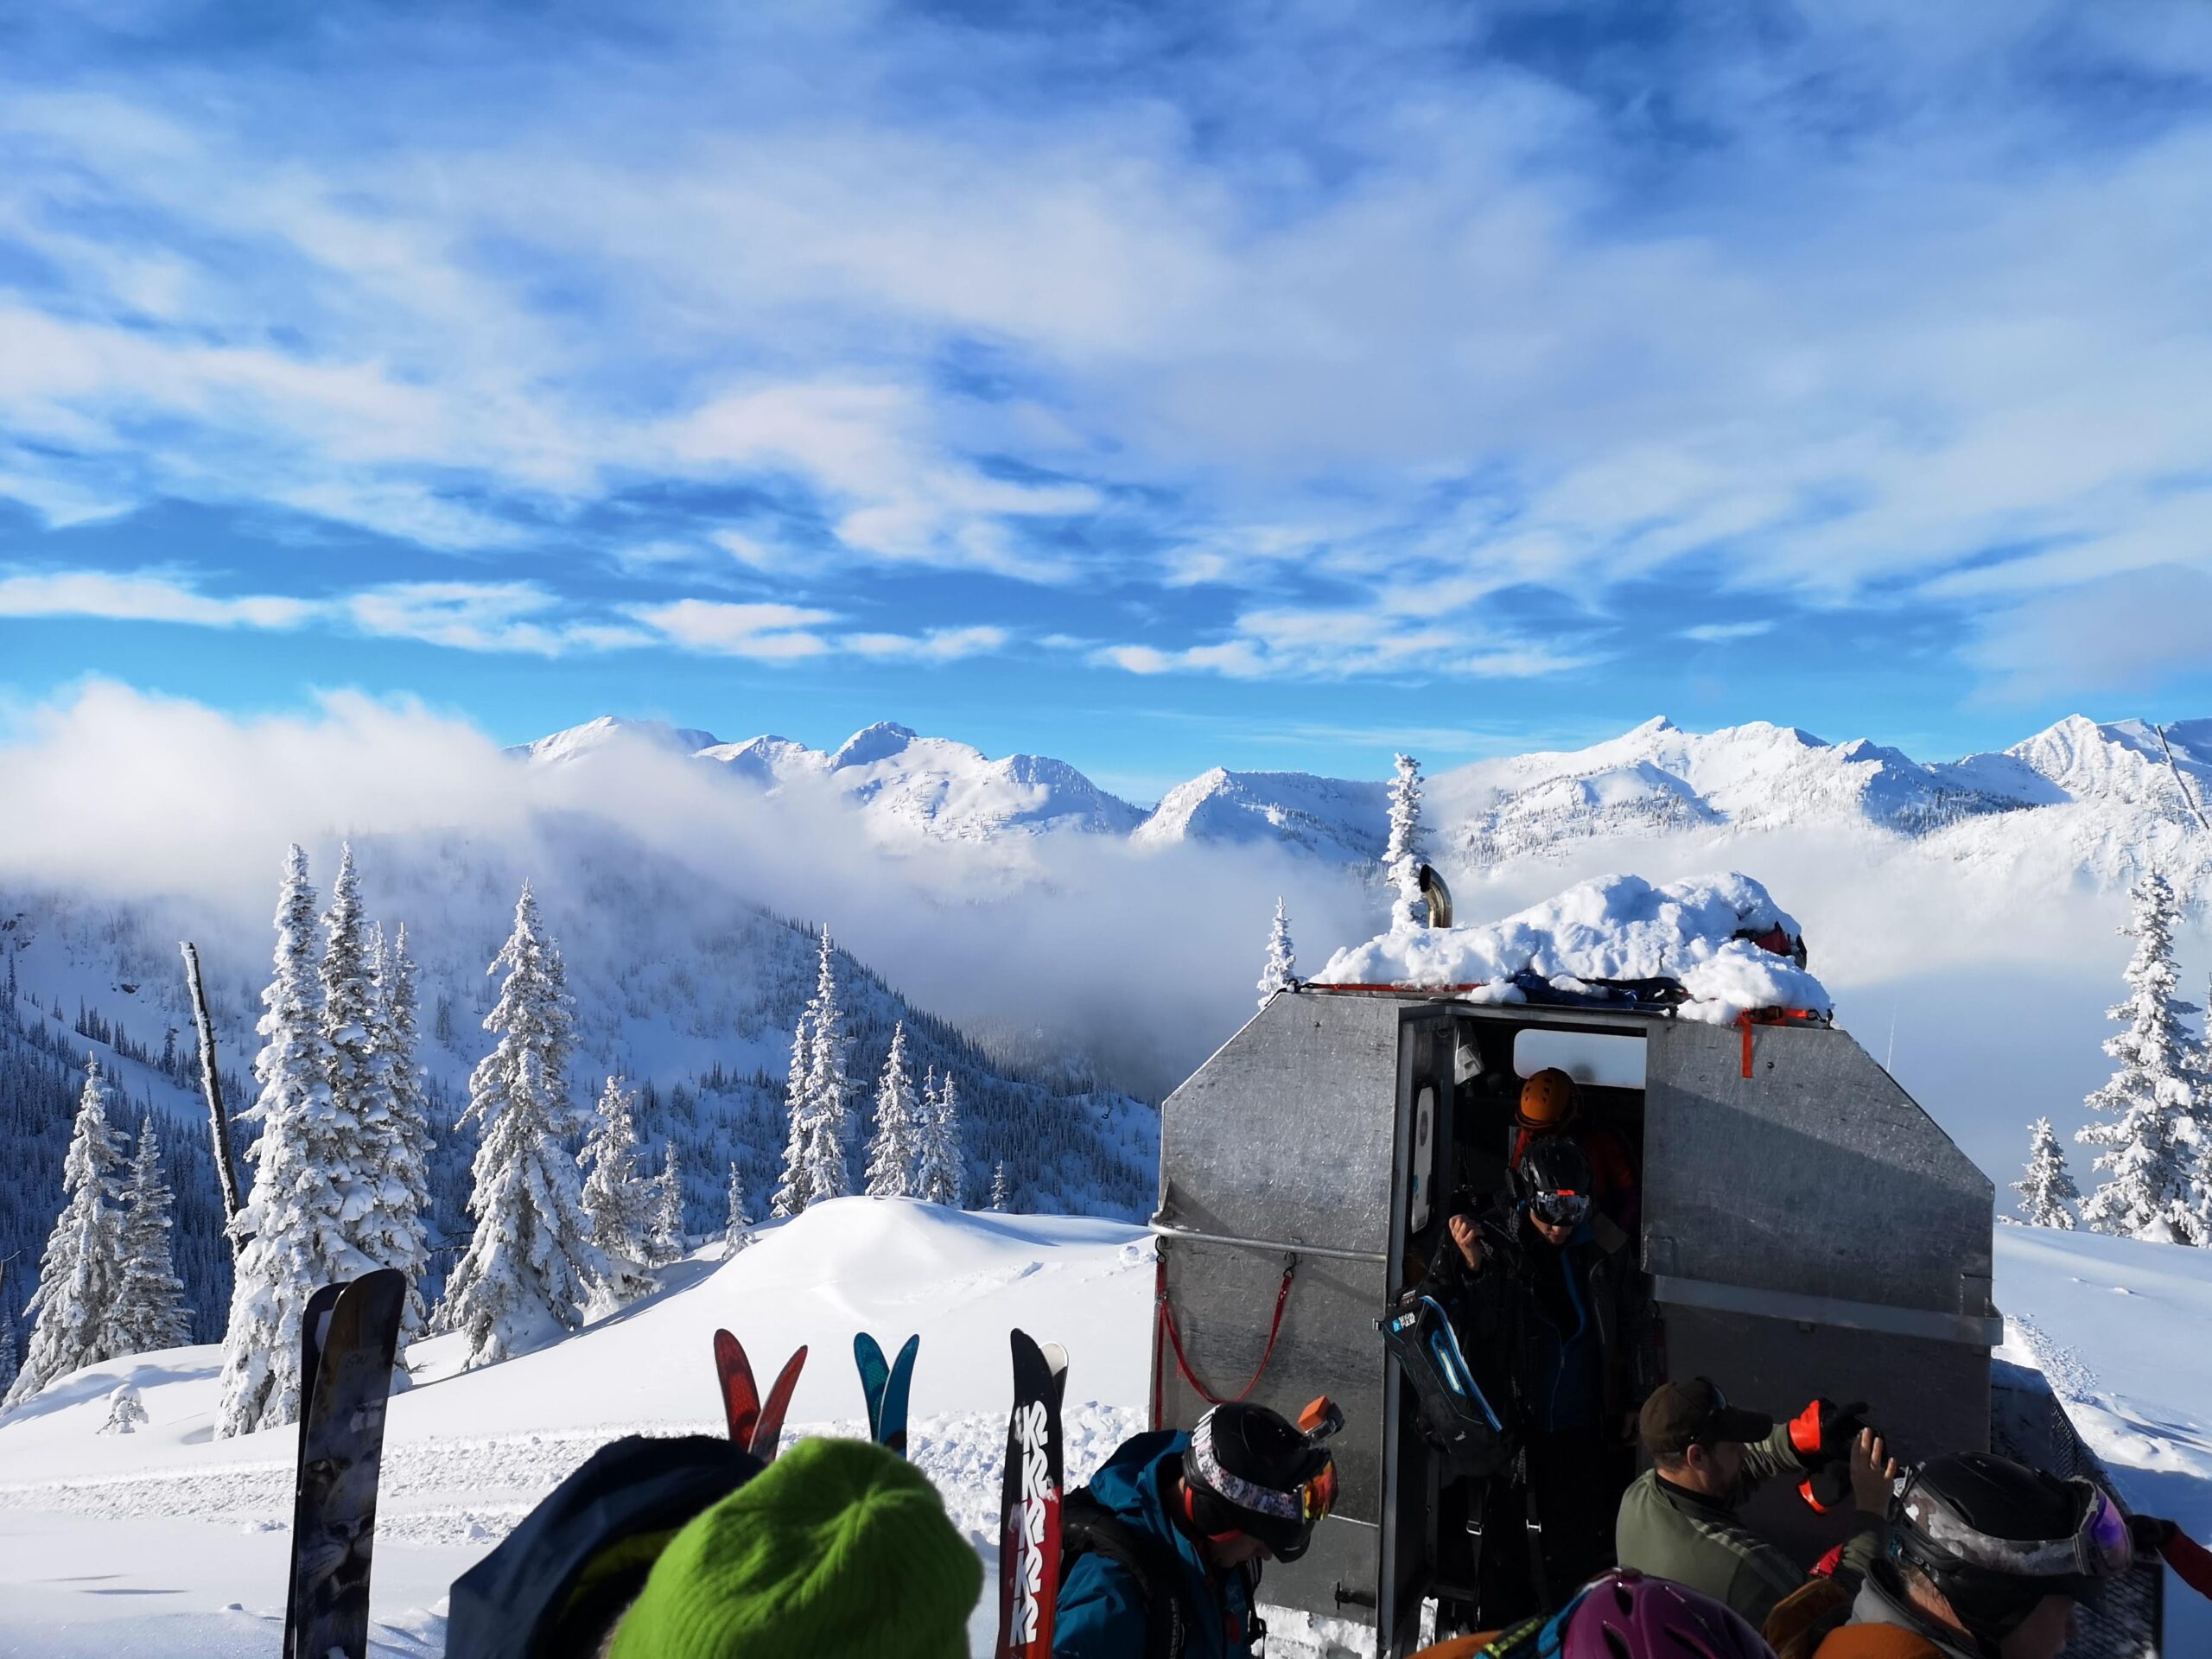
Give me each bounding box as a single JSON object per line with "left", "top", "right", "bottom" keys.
{"left": 1385, "top": 753, "right": 1427, "bottom": 931}
{"left": 370, "top": 921, "right": 435, "bottom": 1340}
{"left": 435, "top": 882, "right": 606, "bottom": 1370}
{"left": 2183, "top": 1133, "right": 2212, "bottom": 1249}
{"left": 916, "top": 1070, "right": 964, "bottom": 1207}
{"left": 769, "top": 1011, "right": 815, "bottom": 1220}
{"left": 4, "top": 1055, "right": 126, "bottom": 1408}
{"left": 578, "top": 1075, "right": 656, "bottom": 1306}
{"left": 217, "top": 844, "right": 374, "bottom": 1436}
{"left": 646, "top": 1143, "right": 686, "bottom": 1265}
{"left": 721, "top": 1163, "right": 753, "bottom": 1260}
{"left": 865, "top": 1022, "right": 922, "bottom": 1198}
{"left": 796, "top": 930, "right": 852, "bottom": 1206}
{"left": 111, "top": 1114, "right": 191, "bottom": 1354}
{"left": 99, "top": 1382, "right": 148, "bottom": 1435}
{"left": 1257, "top": 898, "right": 1297, "bottom": 1010}
{"left": 2078, "top": 873, "right": 2202, "bottom": 1241}
{"left": 2014, "top": 1117, "right": 2080, "bottom": 1230}
{"left": 990, "top": 1160, "right": 1010, "bottom": 1212}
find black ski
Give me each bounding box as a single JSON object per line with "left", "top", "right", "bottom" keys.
{"left": 995, "top": 1330, "right": 1066, "bottom": 1659}
{"left": 283, "top": 1268, "right": 407, "bottom": 1659}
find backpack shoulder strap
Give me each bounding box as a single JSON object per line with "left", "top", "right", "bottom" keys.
{"left": 1062, "top": 1488, "right": 1190, "bottom": 1659}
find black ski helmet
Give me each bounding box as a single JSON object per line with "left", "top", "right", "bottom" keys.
{"left": 1518, "top": 1135, "right": 1592, "bottom": 1200}
{"left": 1181, "top": 1402, "right": 1337, "bottom": 1561}
{"left": 1889, "top": 1452, "right": 2133, "bottom": 1641}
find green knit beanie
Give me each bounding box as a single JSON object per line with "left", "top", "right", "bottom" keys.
{"left": 607, "top": 1435, "right": 982, "bottom": 1659}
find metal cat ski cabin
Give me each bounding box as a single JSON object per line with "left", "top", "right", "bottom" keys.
{"left": 1145, "top": 978, "right": 2002, "bottom": 1656}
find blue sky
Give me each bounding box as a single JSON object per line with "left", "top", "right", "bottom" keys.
{"left": 3, "top": 1, "right": 2211, "bottom": 800}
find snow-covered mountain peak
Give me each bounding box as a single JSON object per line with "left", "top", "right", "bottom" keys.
{"left": 512, "top": 715, "right": 723, "bottom": 766}
{"left": 1132, "top": 767, "right": 1389, "bottom": 864}
{"left": 830, "top": 721, "right": 924, "bottom": 770}
{"left": 2005, "top": 714, "right": 2212, "bottom": 811}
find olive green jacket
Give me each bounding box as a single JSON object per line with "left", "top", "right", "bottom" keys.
{"left": 1612, "top": 1422, "right": 1881, "bottom": 1633}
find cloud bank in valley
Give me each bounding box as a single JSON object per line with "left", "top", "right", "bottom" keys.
{"left": 1, "top": 681, "right": 2195, "bottom": 1187}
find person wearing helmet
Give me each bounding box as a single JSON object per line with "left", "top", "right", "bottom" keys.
{"left": 1426, "top": 1136, "right": 1658, "bottom": 1627}
{"left": 1409, "top": 1567, "right": 1778, "bottom": 1659}
{"left": 1615, "top": 1377, "right": 1898, "bottom": 1631}
{"left": 1802, "top": 1452, "right": 2137, "bottom": 1659}
{"left": 1054, "top": 1399, "right": 1342, "bottom": 1659}
{"left": 1510, "top": 1068, "right": 1641, "bottom": 1235}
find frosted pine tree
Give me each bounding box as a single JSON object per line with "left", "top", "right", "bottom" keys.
{"left": 1385, "top": 753, "right": 1427, "bottom": 931}
{"left": 5, "top": 1056, "right": 127, "bottom": 1408}
{"left": 436, "top": 883, "right": 607, "bottom": 1370}
{"left": 865, "top": 1022, "right": 922, "bottom": 1198}
{"left": 790, "top": 931, "right": 851, "bottom": 1210}
{"left": 99, "top": 1382, "right": 149, "bottom": 1435}
{"left": 1257, "top": 898, "right": 1297, "bottom": 1010}
{"left": 111, "top": 1115, "right": 192, "bottom": 1354}
{"left": 578, "top": 1076, "right": 656, "bottom": 1307}
{"left": 2013, "top": 1118, "right": 2080, "bottom": 1230}
{"left": 989, "top": 1160, "right": 1010, "bottom": 1212}
{"left": 2078, "top": 873, "right": 2202, "bottom": 1240}
{"left": 370, "top": 922, "right": 435, "bottom": 1339}
{"left": 218, "top": 845, "right": 373, "bottom": 1436}
{"left": 916, "top": 1071, "right": 964, "bottom": 1207}
{"left": 721, "top": 1163, "right": 753, "bottom": 1260}
{"left": 769, "top": 1011, "right": 816, "bottom": 1219}
{"left": 646, "top": 1144, "right": 686, "bottom": 1265}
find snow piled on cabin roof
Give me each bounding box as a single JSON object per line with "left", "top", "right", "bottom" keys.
{"left": 1313, "top": 871, "right": 1833, "bottom": 1025}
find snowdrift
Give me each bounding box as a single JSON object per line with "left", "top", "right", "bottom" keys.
{"left": 1313, "top": 871, "right": 1833, "bottom": 1024}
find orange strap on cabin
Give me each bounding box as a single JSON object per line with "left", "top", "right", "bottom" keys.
{"left": 1737, "top": 1007, "right": 1827, "bottom": 1077}
{"left": 1157, "top": 1254, "right": 1299, "bottom": 1408}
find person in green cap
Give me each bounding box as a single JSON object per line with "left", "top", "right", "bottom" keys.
{"left": 601, "top": 1434, "right": 983, "bottom": 1657}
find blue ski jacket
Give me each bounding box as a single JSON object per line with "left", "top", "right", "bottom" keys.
{"left": 1054, "top": 1430, "right": 1260, "bottom": 1659}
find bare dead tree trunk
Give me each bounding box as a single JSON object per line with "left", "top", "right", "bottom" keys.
{"left": 181, "top": 941, "right": 245, "bottom": 1245}
{"left": 2152, "top": 722, "right": 2212, "bottom": 835}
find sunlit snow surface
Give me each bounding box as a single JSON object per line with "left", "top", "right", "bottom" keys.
{"left": 2, "top": 1199, "right": 2205, "bottom": 1656}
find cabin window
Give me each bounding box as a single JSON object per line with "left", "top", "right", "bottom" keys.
{"left": 1512, "top": 1028, "right": 1646, "bottom": 1090}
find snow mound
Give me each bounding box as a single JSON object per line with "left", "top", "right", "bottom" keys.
{"left": 1313, "top": 871, "right": 1832, "bottom": 1024}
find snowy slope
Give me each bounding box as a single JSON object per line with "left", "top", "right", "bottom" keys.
{"left": 1993, "top": 1225, "right": 2212, "bottom": 1653}
{"left": 2, "top": 1203, "right": 2203, "bottom": 1657}
{"left": 0, "top": 1199, "right": 1155, "bottom": 1659}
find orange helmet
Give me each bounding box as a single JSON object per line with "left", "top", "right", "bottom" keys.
{"left": 1516, "top": 1067, "right": 1580, "bottom": 1131}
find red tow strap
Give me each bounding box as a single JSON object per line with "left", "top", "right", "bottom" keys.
{"left": 1157, "top": 1255, "right": 1299, "bottom": 1407}
{"left": 2164, "top": 1524, "right": 2212, "bottom": 1601}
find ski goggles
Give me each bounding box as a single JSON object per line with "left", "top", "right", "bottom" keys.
{"left": 1901, "top": 1473, "right": 2134, "bottom": 1581}
{"left": 1189, "top": 1414, "right": 1339, "bottom": 1529}
{"left": 1528, "top": 1188, "right": 1591, "bottom": 1227}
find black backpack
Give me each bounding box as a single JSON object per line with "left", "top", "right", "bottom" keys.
{"left": 1377, "top": 1292, "right": 1518, "bottom": 1480}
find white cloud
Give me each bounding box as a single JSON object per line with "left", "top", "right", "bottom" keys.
{"left": 628, "top": 598, "right": 838, "bottom": 658}
{"left": 1681, "top": 620, "right": 1776, "bottom": 644}
{"left": 346, "top": 582, "right": 653, "bottom": 655}
{"left": 840, "top": 625, "right": 1011, "bottom": 662}
{"left": 1966, "top": 563, "right": 2212, "bottom": 702}
{"left": 1094, "top": 605, "right": 1592, "bottom": 682}
{"left": 0, "top": 569, "right": 318, "bottom": 630}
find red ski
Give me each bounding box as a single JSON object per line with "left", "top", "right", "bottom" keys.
{"left": 751, "top": 1344, "right": 808, "bottom": 1463}
{"left": 712, "top": 1330, "right": 807, "bottom": 1462}
{"left": 712, "top": 1329, "right": 760, "bottom": 1447}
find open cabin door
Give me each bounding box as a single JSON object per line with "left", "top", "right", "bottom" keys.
{"left": 1376, "top": 1005, "right": 1458, "bottom": 1657}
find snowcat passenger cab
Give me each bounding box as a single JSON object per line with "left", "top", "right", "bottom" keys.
{"left": 1147, "top": 983, "right": 2001, "bottom": 1656}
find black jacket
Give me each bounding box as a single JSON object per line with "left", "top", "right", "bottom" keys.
{"left": 1423, "top": 1203, "right": 1657, "bottom": 1433}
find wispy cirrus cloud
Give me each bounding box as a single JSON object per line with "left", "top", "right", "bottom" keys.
{"left": 2, "top": 0, "right": 2211, "bottom": 721}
